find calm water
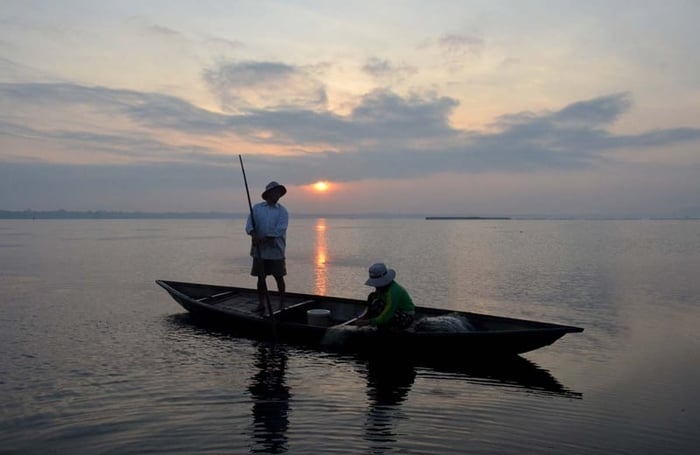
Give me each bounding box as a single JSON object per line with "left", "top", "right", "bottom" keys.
{"left": 1, "top": 218, "right": 699, "bottom": 454}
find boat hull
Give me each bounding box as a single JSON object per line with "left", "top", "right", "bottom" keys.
{"left": 156, "top": 280, "right": 583, "bottom": 357}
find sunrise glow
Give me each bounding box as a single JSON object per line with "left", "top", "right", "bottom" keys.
{"left": 313, "top": 181, "right": 330, "bottom": 192}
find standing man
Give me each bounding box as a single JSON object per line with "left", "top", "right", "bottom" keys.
{"left": 246, "top": 181, "right": 289, "bottom": 314}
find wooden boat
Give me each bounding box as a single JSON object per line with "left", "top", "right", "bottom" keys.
{"left": 156, "top": 280, "right": 583, "bottom": 357}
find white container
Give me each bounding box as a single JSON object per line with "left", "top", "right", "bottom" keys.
{"left": 307, "top": 309, "right": 332, "bottom": 327}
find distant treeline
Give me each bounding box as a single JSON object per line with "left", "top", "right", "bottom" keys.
{"left": 0, "top": 210, "right": 246, "bottom": 219}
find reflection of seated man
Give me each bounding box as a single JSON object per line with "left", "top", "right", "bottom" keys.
{"left": 363, "top": 357, "right": 416, "bottom": 448}
{"left": 356, "top": 263, "right": 415, "bottom": 330}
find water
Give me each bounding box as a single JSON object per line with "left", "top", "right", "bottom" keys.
{"left": 1, "top": 218, "right": 699, "bottom": 454}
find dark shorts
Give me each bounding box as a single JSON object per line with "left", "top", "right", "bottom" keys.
{"left": 251, "top": 258, "right": 287, "bottom": 278}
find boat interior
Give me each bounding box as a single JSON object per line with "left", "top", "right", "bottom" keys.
{"left": 160, "top": 281, "right": 582, "bottom": 334}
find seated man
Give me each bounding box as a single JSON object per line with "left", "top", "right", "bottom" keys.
{"left": 356, "top": 263, "right": 415, "bottom": 330}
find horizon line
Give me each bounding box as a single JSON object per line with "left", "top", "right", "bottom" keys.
{"left": 0, "top": 209, "right": 697, "bottom": 221}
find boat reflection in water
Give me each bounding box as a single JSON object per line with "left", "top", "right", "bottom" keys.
{"left": 357, "top": 352, "right": 580, "bottom": 452}
{"left": 412, "top": 354, "right": 582, "bottom": 399}
{"left": 166, "top": 315, "right": 580, "bottom": 453}
{"left": 248, "top": 344, "right": 291, "bottom": 454}
{"left": 167, "top": 315, "right": 582, "bottom": 402}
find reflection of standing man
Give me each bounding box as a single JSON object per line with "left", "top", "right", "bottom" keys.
{"left": 249, "top": 344, "right": 291, "bottom": 453}
{"left": 246, "top": 181, "right": 289, "bottom": 313}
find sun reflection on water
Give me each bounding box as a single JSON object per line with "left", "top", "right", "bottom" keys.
{"left": 314, "top": 219, "right": 328, "bottom": 295}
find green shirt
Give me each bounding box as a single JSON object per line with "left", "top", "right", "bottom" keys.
{"left": 369, "top": 281, "right": 415, "bottom": 326}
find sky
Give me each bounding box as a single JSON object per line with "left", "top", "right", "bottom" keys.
{"left": 1, "top": 0, "right": 699, "bottom": 218}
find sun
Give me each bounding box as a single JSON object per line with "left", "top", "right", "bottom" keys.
{"left": 313, "top": 181, "right": 330, "bottom": 192}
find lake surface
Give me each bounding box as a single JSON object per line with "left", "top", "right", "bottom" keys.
{"left": 1, "top": 218, "right": 699, "bottom": 454}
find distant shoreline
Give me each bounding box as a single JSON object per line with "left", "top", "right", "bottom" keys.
{"left": 425, "top": 216, "right": 511, "bottom": 220}
{"left": 0, "top": 210, "right": 245, "bottom": 220}
{"left": 0, "top": 210, "right": 420, "bottom": 220}
{"left": 0, "top": 210, "right": 697, "bottom": 221}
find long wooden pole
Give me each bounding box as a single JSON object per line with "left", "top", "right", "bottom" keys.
{"left": 239, "top": 155, "right": 275, "bottom": 325}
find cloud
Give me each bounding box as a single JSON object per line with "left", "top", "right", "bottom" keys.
{"left": 493, "top": 93, "right": 632, "bottom": 129}
{"left": 0, "top": 161, "right": 241, "bottom": 212}
{"left": 436, "top": 33, "right": 485, "bottom": 69}
{"left": 2, "top": 80, "right": 700, "bottom": 216}
{"left": 2, "top": 82, "right": 700, "bottom": 191}
{"left": 0, "top": 120, "right": 233, "bottom": 165}
{"left": 0, "top": 56, "right": 60, "bottom": 82}
{"left": 203, "top": 36, "right": 246, "bottom": 53}
{"left": 146, "top": 24, "right": 182, "bottom": 37}
{"left": 416, "top": 33, "right": 485, "bottom": 71}
{"left": 438, "top": 33, "right": 485, "bottom": 57}
{"left": 0, "top": 82, "right": 458, "bottom": 148}
{"left": 553, "top": 94, "right": 632, "bottom": 127}
{"left": 610, "top": 128, "right": 700, "bottom": 148}
{"left": 202, "top": 60, "right": 328, "bottom": 112}
{"left": 362, "top": 57, "right": 418, "bottom": 83}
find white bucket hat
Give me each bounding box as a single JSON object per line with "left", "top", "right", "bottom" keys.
{"left": 364, "top": 263, "right": 396, "bottom": 287}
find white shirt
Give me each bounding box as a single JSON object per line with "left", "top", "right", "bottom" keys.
{"left": 245, "top": 201, "right": 288, "bottom": 259}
